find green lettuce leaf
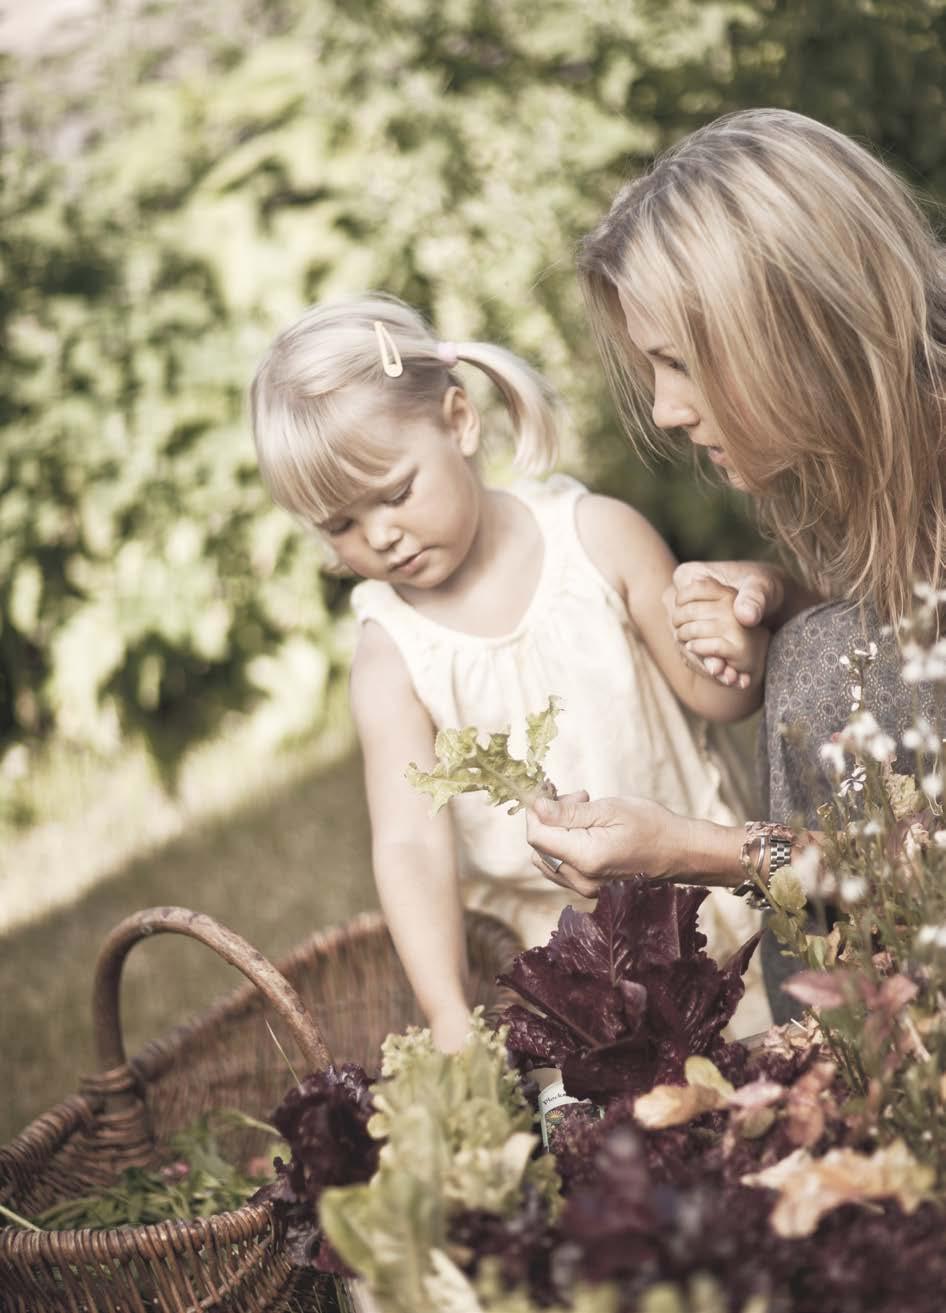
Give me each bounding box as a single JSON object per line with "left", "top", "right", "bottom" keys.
{"left": 406, "top": 696, "right": 562, "bottom": 815}
{"left": 319, "top": 1012, "right": 561, "bottom": 1313}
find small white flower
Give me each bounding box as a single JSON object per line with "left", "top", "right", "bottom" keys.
{"left": 819, "top": 741, "right": 847, "bottom": 774}
{"left": 933, "top": 830, "right": 946, "bottom": 848}
{"left": 861, "top": 818, "right": 884, "bottom": 837}
{"left": 868, "top": 733, "right": 896, "bottom": 763}
{"left": 791, "top": 843, "right": 827, "bottom": 896}
{"left": 917, "top": 924, "right": 946, "bottom": 951}
{"left": 839, "top": 875, "right": 868, "bottom": 904}
{"left": 921, "top": 772, "right": 943, "bottom": 800}
{"left": 838, "top": 654, "right": 851, "bottom": 669}
{"left": 901, "top": 641, "right": 946, "bottom": 683}
{"left": 903, "top": 718, "right": 941, "bottom": 755}
{"left": 839, "top": 712, "right": 880, "bottom": 748}
{"left": 839, "top": 765, "right": 867, "bottom": 796}
{"left": 851, "top": 641, "right": 879, "bottom": 661}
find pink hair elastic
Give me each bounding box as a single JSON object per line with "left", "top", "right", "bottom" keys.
{"left": 436, "top": 341, "right": 459, "bottom": 367}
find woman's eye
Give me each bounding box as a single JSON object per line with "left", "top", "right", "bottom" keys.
{"left": 387, "top": 480, "right": 414, "bottom": 506}
{"left": 666, "top": 358, "right": 688, "bottom": 375}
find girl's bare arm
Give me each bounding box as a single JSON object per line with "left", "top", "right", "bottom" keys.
{"left": 575, "top": 494, "right": 766, "bottom": 723}
{"left": 349, "top": 622, "right": 471, "bottom": 1050}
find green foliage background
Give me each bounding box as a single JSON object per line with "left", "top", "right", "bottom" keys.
{"left": 3, "top": 0, "right": 945, "bottom": 768}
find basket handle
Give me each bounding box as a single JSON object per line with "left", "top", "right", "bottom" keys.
{"left": 92, "top": 906, "right": 332, "bottom": 1077}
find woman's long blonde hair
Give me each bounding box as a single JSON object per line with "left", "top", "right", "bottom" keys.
{"left": 250, "top": 293, "right": 558, "bottom": 529}
{"left": 579, "top": 108, "right": 946, "bottom": 626}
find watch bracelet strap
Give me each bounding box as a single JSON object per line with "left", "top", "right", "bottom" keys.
{"left": 733, "top": 822, "right": 795, "bottom": 908}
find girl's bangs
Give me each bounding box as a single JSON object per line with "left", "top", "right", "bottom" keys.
{"left": 273, "top": 396, "right": 401, "bottom": 526}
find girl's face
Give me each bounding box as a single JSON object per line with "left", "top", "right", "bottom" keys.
{"left": 618, "top": 293, "right": 747, "bottom": 492}
{"left": 318, "top": 389, "right": 483, "bottom": 587}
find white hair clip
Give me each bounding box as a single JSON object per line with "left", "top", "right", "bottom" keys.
{"left": 374, "top": 320, "right": 403, "bottom": 378}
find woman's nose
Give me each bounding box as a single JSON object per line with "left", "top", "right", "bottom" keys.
{"left": 652, "top": 376, "right": 699, "bottom": 431}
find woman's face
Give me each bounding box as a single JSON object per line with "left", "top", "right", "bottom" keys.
{"left": 618, "top": 293, "right": 747, "bottom": 492}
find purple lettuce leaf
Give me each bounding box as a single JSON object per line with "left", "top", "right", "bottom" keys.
{"left": 501, "top": 1004, "right": 580, "bottom": 1070}
{"left": 448, "top": 1184, "right": 562, "bottom": 1306}
{"left": 498, "top": 879, "right": 760, "bottom": 1104}
{"left": 252, "top": 1063, "right": 378, "bottom": 1272}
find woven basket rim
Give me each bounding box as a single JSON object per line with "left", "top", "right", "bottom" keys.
{"left": 0, "top": 1199, "right": 273, "bottom": 1260}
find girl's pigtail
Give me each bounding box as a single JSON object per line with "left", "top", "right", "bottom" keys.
{"left": 452, "top": 342, "right": 559, "bottom": 473}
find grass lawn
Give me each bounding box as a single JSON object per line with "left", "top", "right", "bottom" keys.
{"left": 1, "top": 739, "right": 377, "bottom": 1144}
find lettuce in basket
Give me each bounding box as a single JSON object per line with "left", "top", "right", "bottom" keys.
{"left": 406, "top": 696, "right": 561, "bottom": 815}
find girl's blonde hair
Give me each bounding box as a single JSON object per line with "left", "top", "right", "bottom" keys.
{"left": 250, "top": 293, "right": 558, "bottom": 528}
{"left": 578, "top": 107, "right": 946, "bottom": 626}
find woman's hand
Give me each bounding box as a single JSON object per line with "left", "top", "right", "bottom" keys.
{"left": 673, "top": 560, "right": 785, "bottom": 627}
{"left": 527, "top": 791, "right": 692, "bottom": 899}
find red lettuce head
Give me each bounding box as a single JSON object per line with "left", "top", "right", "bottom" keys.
{"left": 498, "top": 879, "right": 760, "bottom": 1102}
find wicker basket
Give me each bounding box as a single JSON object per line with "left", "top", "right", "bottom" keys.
{"left": 0, "top": 905, "right": 522, "bottom": 1312}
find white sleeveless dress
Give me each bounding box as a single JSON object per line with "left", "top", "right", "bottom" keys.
{"left": 351, "top": 475, "right": 769, "bottom": 1035}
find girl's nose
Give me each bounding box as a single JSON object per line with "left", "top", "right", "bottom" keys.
{"left": 364, "top": 513, "right": 402, "bottom": 552}
{"left": 652, "top": 376, "right": 699, "bottom": 431}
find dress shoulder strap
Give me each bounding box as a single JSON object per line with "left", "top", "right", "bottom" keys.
{"left": 349, "top": 578, "right": 433, "bottom": 660}
{"left": 507, "top": 472, "right": 587, "bottom": 540}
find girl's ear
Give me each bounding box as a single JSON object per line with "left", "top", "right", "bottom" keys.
{"left": 442, "top": 386, "right": 480, "bottom": 457}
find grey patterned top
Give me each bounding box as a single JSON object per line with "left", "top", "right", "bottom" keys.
{"left": 758, "top": 600, "right": 933, "bottom": 1020}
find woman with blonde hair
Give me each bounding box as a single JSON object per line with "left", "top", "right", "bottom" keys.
{"left": 526, "top": 108, "right": 945, "bottom": 1019}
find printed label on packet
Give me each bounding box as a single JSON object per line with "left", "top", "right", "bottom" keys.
{"left": 537, "top": 1077, "right": 601, "bottom": 1149}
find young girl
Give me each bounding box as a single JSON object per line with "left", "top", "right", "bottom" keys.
{"left": 249, "top": 293, "right": 771, "bottom": 1049}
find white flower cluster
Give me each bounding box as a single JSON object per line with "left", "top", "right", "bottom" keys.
{"left": 900, "top": 584, "right": 946, "bottom": 683}
{"left": 901, "top": 641, "right": 946, "bottom": 684}
{"left": 840, "top": 712, "right": 896, "bottom": 764}
{"left": 916, "top": 924, "right": 946, "bottom": 952}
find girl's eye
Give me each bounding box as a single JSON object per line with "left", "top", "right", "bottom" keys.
{"left": 386, "top": 479, "right": 414, "bottom": 506}
{"left": 324, "top": 518, "right": 353, "bottom": 537}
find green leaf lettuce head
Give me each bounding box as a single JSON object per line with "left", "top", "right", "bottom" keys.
{"left": 406, "top": 697, "right": 562, "bottom": 816}
{"left": 319, "top": 1011, "right": 560, "bottom": 1313}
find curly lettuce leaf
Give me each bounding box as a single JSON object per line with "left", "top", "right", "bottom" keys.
{"left": 406, "top": 696, "right": 561, "bottom": 815}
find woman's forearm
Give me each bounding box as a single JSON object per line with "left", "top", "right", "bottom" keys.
{"left": 673, "top": 817, "right": 746, "bottom": 887}
{"left": 673, "top": 818, "right": 823, "bottom": 891}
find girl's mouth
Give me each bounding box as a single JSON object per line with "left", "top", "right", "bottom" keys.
{"left": 391, "top": 549, "right": 427, "bottom": 576}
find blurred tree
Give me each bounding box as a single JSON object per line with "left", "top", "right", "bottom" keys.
{"left": 2, "top": 0, "right": 943, "bottom": 767}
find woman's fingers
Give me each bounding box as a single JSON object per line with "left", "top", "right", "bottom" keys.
{"left": 532, "top": 791, "right": 591, "bottom": 827}
{"left": 672, "top": 560, "right": 783, "bottom": 628}
{"left": 530, "top": 851, "right": 599, "bottom": 899}
{"left": 671, "top": 597, "right": 735, "bottom": 624}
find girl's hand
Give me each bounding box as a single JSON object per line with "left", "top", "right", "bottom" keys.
{"left": 526, "top": 791, "right": 691, "bottom": 899}
{"left": 668, "top": 576, "right": 770, "bottom": 690}
{"left": 430, "top": 1002, "right": 473, "bottom": 1053}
